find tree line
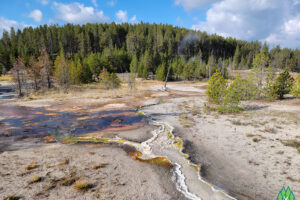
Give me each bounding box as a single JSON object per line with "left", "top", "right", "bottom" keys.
{"left": 207, "top": 49, "right": 300, "bottom": 113}
{"left": 1, "top": 23, "right": 300, "bottom": 90}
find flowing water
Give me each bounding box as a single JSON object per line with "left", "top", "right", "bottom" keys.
{"left": 60, "top": 108, "right": 237, "bottom": 200}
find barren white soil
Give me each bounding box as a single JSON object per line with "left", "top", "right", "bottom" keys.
{"left": 0, "top": 80, "right": 299, "bottom": 200}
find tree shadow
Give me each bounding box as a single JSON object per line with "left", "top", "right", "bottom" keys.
{"left": 243, "top": 105, "right": 269, "bottom": 111}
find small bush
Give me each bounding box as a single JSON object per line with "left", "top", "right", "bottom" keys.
{"left": 252, "top": 138, "right": 259, "bottom": 142}
{"left": 207, "top": 73, "right": 250, "bottom": 113}
{"left": 62, "top": 177, "right": 76, "bottom": 186}
{"left": 99, "top": 68, "right": 121, "bottom": 89}
{"left": 73, "top": 180, "right": 92, "bottom": 192}
{"left": 216, "top": 105, "right": 243, "bottom": 114}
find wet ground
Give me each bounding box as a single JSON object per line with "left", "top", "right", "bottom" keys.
{"left": 0, "top": 104, "right": 147, "bottom": 151}
{"left": 0, "top": 82, "right": 16, "bottom": 100}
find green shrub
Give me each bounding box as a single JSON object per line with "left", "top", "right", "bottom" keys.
{"left": 99, "top": 68, "right": 121, "bottom": 89}
{"left": 207, "top": 70, "right": 227, "bottom": 104}
{"left": 291, "top": 74, "right": 300, "bottom": 98}
{"left": 155, "top": 62, "right": 166, "bottom": 81}
{"left": 224, "top": 74, "right": 243, "bottom": 109}
{"left": 271, "top": 70, "right": 294, "bottom": 99}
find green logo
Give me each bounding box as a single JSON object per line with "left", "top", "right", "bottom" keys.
{"left": 277, "top": 186, "right": 295, "bottom": 200}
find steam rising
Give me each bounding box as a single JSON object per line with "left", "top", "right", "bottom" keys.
{"left": 178, "top": 33, "right": 199, "bottom": 55}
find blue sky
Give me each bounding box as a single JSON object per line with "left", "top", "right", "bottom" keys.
{"left": 1, "top": 0, "right": 300, "bottom": 49}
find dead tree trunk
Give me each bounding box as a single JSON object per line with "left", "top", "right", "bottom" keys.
{"left": 163, "top": 64, "right": 171, "bottom": 91}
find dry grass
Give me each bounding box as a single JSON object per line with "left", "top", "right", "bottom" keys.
{"left": 73, "top": 180, "right": 92, "bottom": 192}
{"left": 179, "top": 113, "right": 195, "bottom": 128}
{"left": 263, "top": 126, "right": 277, "bottom": 133}
{"left": 62, "top": 177, "right": 77, "bottom": 186}
{"left": 0, "top": 75, "right": 12, "bottom": 82}
{"left": 24, "top": 162, "right": 37, "bottom": 171}
{"left": 191, "top": 106, "right": 201, "bottom": 116}
{"left": 57, "top": 159, "right": 69, "bottom": 166}
{"left": 92, "top": 163, "right": 108, "bottom": 170}
{"left": 28, "top": 175, "right": 42, "bottom": 184}
{"left": 281, "top": 140, "right": 300, "bottom": 152}
{"left": 102, "top": 86, "right": 130, "bottom": 98}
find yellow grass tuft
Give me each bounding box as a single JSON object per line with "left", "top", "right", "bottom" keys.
{"left": 28, "top": 175, "right": 42, "bottom": 184}
{"left": 92, "top": 163, "right": 108, "bottom": 170}
{"left": 24, "top": 162, "right": 37, "bottom": 171}
{"left": 73, "top": 180, "right": 91, "bottom": 192}
{"left": 62, "top": 177, "right": 76, "bottom": 186}
{"left": 57, "top": 159, "right": 69, "bottom": 166}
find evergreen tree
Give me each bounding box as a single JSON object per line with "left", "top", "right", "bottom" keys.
{"left": 207, "top": 70, "right": 227, "bottom": 104}
{"left": 272, "top": 70, "right": 294, "bottom": 99}
{"left": 155, "top": 62, "right": 166, "bottom": 81}
{"left": 130, "top": 54, "right": 138, "bottom": 74}
{"left": 87, "top": 53, "right": 100, "bottom": 80}
{"left": 291, "top": 74, "right": 300, "bottom": 97}
{"left": 233, "top": 45, "right": 240, "bottom": 69}
{"left": 54, "top": 50, "right": 70, "bottom": 91}
{"left": 251, "top": 50, "right": 271, "bottom": 97}
{"left": 69, "top": 60, "right": 80, "bottom": 84}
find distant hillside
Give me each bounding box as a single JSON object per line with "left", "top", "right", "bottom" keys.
{"left": 0, "top": 23, "right": 299, "bottom": 80}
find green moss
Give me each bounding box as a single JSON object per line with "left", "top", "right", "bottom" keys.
{"left": 190, "top": 164, "right": 201, "bottom": 172}
{"left": 167, "top": 132, "right": 173, "bottom": 139}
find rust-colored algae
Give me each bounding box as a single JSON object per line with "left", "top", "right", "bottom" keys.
{"left": 127, "top": 150, "right": 172, "bottom": 167}
{"left": 45, "top": 113, "right": 61, "bottom": 116}
{"left": 43, "top": 136, "right": 56, "bottom": 143}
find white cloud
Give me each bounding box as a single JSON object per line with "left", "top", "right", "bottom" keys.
{"left": 174, "top": 0, "right": 221, "bottom": 11}
{"left": 91, "top": 0, "right": 98, "bottom": 7}
{"left": 0, "top": 17, "right": 32, "bottom": 37}
{"left": 29, "top": 9, "right": 43, "bottom": 22}
{"left": 107, "top": 0, "right": 116, "bottom": 7}
{"left": 116, "top": 10, "right": 128, "bottom": 23}
{"left": 130, "top": 15, "right": 138, "bottom": 24}
{"left": 191, "top": 0, "right": 300, "bottom": 48}
{"left": 39, "top": 0, "right": 48, "bottom": 5}
{"left": 265, "top": 14, "right": 300, "bottom": 48}
{"left": 53, "top": 2, "right": 110, "bottom": 24}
